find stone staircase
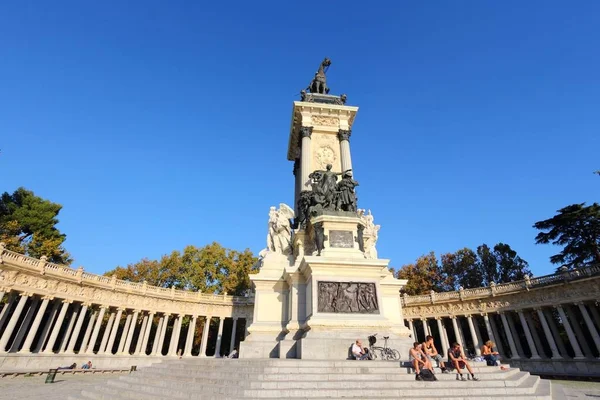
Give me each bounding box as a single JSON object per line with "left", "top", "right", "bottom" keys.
{"left": 70, "top": 358, "right": 552, "bottom": 400}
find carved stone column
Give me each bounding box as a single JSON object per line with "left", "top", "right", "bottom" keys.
{"left": 536, "top": 308, "right": 562, "bottom": 359}
{"left": 34, "top": 300, "right": 60, "bottom": 353}
{"left": 151, "top": 315, "right": 165, "bottom": 356}
{"left": 168, "top": 314, "right": 183, "bottom": 356}
{"left": 66, "top": 303, "right": 89, "bottom": 353}
{"left": 0, "top": 293, "right": 29, "bottom": 352}
{"left": 117, "top": 312, "right": 133, "bottom": 354}
{"left": 122, "top": 309, "right": 139, "bottom": 355}
{"left": 556, "top": 305, "right": 585, "bottom": 359}
{"left": 0, "top": 292, "right": 17, "bottom": 330}
{"left": 200, "top": 315, "right": 212, "bottom": 357}
{"left": 421, "top": 318, "right": 430, "bottom": 338}
{"left": 138, "top": 312, "right": 154, "bottom": 355}
{"left": 184, "top": 315, "right": 197, "bottom": 357}
{"left": 59, "top": 303, "right": 80, "bottom": 353}
{"left": 517, "top": 310, "right": 540, "bottom": 359}
{"left": 9, "top": 296, "right": 40, "bottom": 352}
{"left": 407, "top": 319, "right": 416, "bottom": 340}
{"left": 80, "top": 309, "right": 98, "bottom": 354}
{"left": 105, "top": 308, "right": 123, "bottom": 354}
{"left": 499, "top": 312, "right": 520, "bottom": 359}
{"left": 43, "top": 299, "right": 70, "bottom": 354}
{"left": 505, "top": 312, "right": 525, "bottom": 357}
{"left": 214, "top": 317, "right": 225, "bottom": 357}
{"left": 19, "top": 296, "right": 51, "bottom": 353}
{"left": 564, "top": 304, "right": 593, "bottom": 357}
{"left": 482, "top": 313, "right": 499, "bottom": 353}
{"left": 525, "top": 311, "right": 547, "bottom": 358}
{"left": 466, "top": 315, "right": 481, "bottom": 355}
{"left": 337, "top": 129, "right": 352, "bottom": 172}
{"left": 229, "top": 317, "right": 238, "bottom": 355}
{"left": 578, "top": 303, "right": 600, "bottom": 356}
{"left": 86, "top": 306, "right": 107, "bottom": 354}
{"left": 543, "top": 308, "right": 569, "bottom": 357}
{"left": 436, "top": 317, "right": 448, "bottom": 357}
{"left": 156, "top": 313, "right": 170, "bottom": 356}
{"left": 299, "top": 126, "right": 313, "bottom": 191}
{"left": 450, "top": 316, "right": 463, "bottom": 347}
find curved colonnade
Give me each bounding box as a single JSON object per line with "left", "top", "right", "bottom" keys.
{"left": 0, "top": 245, "right": 253, "bottom": 370}
{"left": 402, "top": 265, "right": 600, "bottom": 376}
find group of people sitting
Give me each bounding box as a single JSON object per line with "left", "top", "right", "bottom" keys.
{"left": 352, "top": 334, "right": 507, "bottom": 382}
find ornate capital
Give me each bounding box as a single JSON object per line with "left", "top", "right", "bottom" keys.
{"left": 299, "top": 126, "right": 313, "bottom": 139}
{"left": 337, "top": 129, "right": 351, "bottom": 142}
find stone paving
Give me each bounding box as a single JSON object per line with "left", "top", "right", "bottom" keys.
{"left": 0, "top": 373, "right": 599, "bottom": 399}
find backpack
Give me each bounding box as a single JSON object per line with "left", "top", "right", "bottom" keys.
{"left": 419, "top": 368, "right": 436, "bottom": 381}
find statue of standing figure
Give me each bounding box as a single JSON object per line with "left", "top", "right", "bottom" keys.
{"left": 336, "top": 171, "right": 359, "bottom": 212}
{"left": 309, "top": 164, "right": 351, "bottom": 211}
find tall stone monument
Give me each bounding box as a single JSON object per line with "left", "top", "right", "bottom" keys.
{"left": 240, "top": 59, "right": 412, "bottom": 359}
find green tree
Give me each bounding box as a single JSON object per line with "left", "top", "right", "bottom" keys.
{"left": 440, "top": 248, "right": 479, "bottom": 290}
{"left": 105, "top": 242, "right": 258, "bottom": 295}
{"left": 396, "top": 252, "right": 447, "bottom": 295}
{"left": 0, "top": 187, "right": 71, "bottom": 264}
{"left": 534, "top": 203, "right": 600, "bottom": 269}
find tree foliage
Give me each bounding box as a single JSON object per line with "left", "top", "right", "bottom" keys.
{"left": 533, "top": 203, "right": 600, "bottom": 269}
{"left": 0, "top": 187, "right": 71, "bottom": 264}
{"left": 105, "top": 242, "right": 258, "bottom": 295}
{"left": 397, "top": 243, "right": 531, "bottom": 294}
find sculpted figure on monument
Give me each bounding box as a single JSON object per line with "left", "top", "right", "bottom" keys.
{"left": 292, "top": 190, "right": 314, "bottom": 229}
{"left": 309, "top": 164, "right": 351, "bottom": 211}
{"left": 317, "top": 281, "right": 379, "bottom": 313}
{"left": 336, "top": 171, "right": 359, "bottom": 212}
{"left": 265, "top": 204, "right": 295, "bottom": 255}
{"left": 358, "top": 209, "right": 380, "bottom": 259}
{"left": 307, "top": 58, "right": 332, "bottom": 95}
{"left": 313, "top": 222, "right": 326, "bottom": 256}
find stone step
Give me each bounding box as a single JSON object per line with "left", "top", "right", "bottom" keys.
{"left": 132, "top": 367, "right": 522, "bottom": 383}
{"left": 163, "top": 359, "right": 492, "bottom": 368}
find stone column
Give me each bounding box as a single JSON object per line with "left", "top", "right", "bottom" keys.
{"left": 517, "top": 310, "right": 540, "bottom": 359}
{"left": 499, "top": 312, "right": 520, "bottom": 359}
{"left": 0, "top": 292, "right": 17, "bottom": 330}
{"left": 421, "top": 318, "right": 430, "bottom": 337}
{"left": 588, "top": 303, "right": 600, "bottom": 329}
{"left": 482, "top": 313, "right": 499, "bottom": 352}
{"left": 466, "top": 315, "right": 481, "bottom": 355}
{"left": 168, "top": 315, "right": 183, "bottom": 356}
{"left": 489, "top": 313, "right": 506, "bottom": 355}
{"left": 525, "top": 311, "right": 546, "bottom": 358}
{"left": 104, "top": 308, "right": 123, "bottom": 354}
{"left": 138, "top": 312, "right": 154, "bottom": 355}
{"left": 200, "top": 315, "right": 212, "bottom": 357}
{"left": 556, "top": 305, "right": 585, "bottom": 359}
{"left": 450, "top": 316, "right": 463, "bottom": 347}
{"left": 156, "top": 313, "right": 170, "bottom": 356}
{"left": 86, "top": 306, "right": 107, "bottom": 354}
{"left": 506, "top": 312, "right": 525, "bottom": 357}
{"left": 184, "top": 315, "right": 198, "bottom": 357}
{"left": 578, "top": 303, "right": 600, "bottom": 356}
{"left": 59, "top": 304, "right": 80, "bottom": 353}
{"left": 80, "top": 309, "right": 98, "bottom": 354}
{"left": 34, "top": 300, "right": 60, "bottom": 353}
{"left": 473, "top": 317, "right": 484, "bottom": 352}
{"left": 0, "top": 293, "right": 29, "bottom": 352}
{"left": 536, "top": 308, "right": 562, "bottom": 359}
{"left": 436, "top": 317, "right": 448, "bottom": 357}
{"left": 544, "top": 308, "right": 569, "bottom": 357}
{"left": 151, "top": 315, "right": 165, "bottom": 356}
{"left": 229, "top": 317, "right": 238, "bottom": 355}
{"left": 564, "top": 304, "right": 593, "bottom": 357}
{"left": 299, "top": 126, "right": 313, "bottom": 190}
{"left": 337, "top": 129, "right": 352, "bottom": 172}
{"left": 66, "top": 303, "right": 89, "bottom": 353}
{"left": 43, "top": 300, "right": 70, "bottom": 354}
{"left": 9, "top": 296, "right": 40, "bottom": 352}
{"left": 214, "top": 317, "right": 225, "bottom": 357}
{"left": 122, "top": 310, "right": 139, "bottom": 355}
{"left": 118, "top": 312, "right": 133, "bottom": 353}
{"left": 407, "top": 319, "right": 416, "bottom": 340}
{"left": 19, "top": 296, "right": 51, "bottom": 353}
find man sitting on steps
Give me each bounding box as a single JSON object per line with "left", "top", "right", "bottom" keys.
{"left": 448, "top": 342, "right": 479, "bottom": 381}
{"left": 352, "top": 339, "right": 369, "bottom": 360}
{"left": 423, "top": 335, "right": 448, "bottom": 373}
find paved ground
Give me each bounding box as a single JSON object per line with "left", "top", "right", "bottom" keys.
{"left": 0, "top": 373, "right": 599, "bottom": 399}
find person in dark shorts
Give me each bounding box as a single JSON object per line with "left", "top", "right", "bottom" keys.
{"left": 448, "top": 343, "right": 479, "bottom": 381}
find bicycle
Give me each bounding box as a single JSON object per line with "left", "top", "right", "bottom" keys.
{"left": 368, "top": 333, "right": 401, "bottom": 361}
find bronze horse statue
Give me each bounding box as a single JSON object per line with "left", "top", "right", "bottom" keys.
{"left": 307, "top": 58, "right": 332, "bottom": 94}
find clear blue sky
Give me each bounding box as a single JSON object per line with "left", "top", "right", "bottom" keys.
{"left": 1, "top": 1, "right": 598, "bottom": 278}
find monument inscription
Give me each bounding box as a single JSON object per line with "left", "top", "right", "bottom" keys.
{"left": 317, "top": 281, "right": 379, "bottom": 314}
{"left": 329, "top": 230, "right": 354, "bottom": 248}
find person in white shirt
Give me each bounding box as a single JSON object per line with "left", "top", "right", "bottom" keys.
{"left": 352, "top": 339, "right": 369, "bottom": 360}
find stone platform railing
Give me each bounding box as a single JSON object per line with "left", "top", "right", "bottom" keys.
{"left": 0, "top": 244, "right": 254, "bottom": 371}
{"left": 401, "top": 264, "right": 600, "bottom": 377}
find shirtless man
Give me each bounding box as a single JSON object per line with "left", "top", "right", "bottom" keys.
{"left": 409, "top": 342, "right": 434, "bottom": 381}
{"left": 423, "top": 335, "right": 448, "bottom": 373}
